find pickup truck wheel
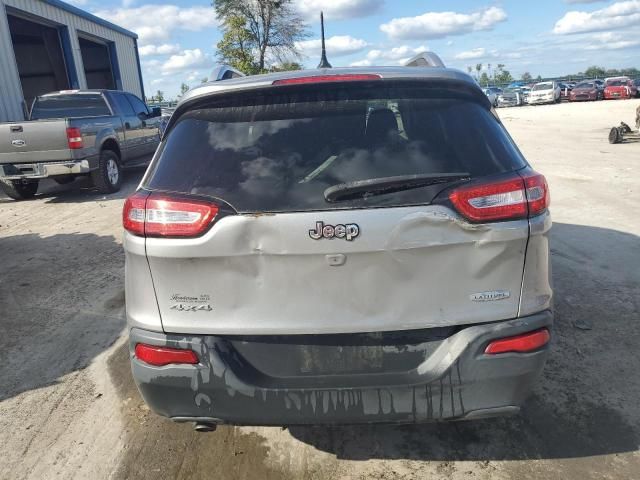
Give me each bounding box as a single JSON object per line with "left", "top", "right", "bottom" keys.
{"left": 91, "top": 150, "right": 122, "bottom": 194}
{"left": 0, "top": 180, "right": 39, "bottom": 200}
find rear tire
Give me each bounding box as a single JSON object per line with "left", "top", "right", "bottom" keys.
{"left": 0, "top": 179, "right": 39, "bottom": 200}
{"left": 91, "top": 150, "right": 122, "bottom": 194}
{"left": 609, "top": 127, "right": 621, "bottom": 144}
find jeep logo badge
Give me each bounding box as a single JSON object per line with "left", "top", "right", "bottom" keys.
{"left": 309, "top": 221, "right": 359, "bottom": 241}
{"left": 11, "top": 139, "right": 26, "bottom": 147}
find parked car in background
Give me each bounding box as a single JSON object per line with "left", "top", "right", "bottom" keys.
{"left": 496, "top": 87, "right": 525, "bottom": 107}
{"left": 528, "top": 81, "right": 561, "bottom": 105}
{"left": 0, "top": 90, "right": 161, "bottom": 200}
{"left": 569, "top": 81, "right": 602, "bottom": 101}
{"left": 521, "top": 86, "right": 531, "bottom": 103}
{"left": 604, "top": 78, "right": 637, "bottom": 100}
{"left": 558, "top": 83, "right": 573, "bottom": 101}
{"left": 123, "top": 62, "right": 553, "bottom": 428}
{"left": 482, "top": 87, "right": 502, "bottom": 106}
{"left": 632, "top": 79, "right": 640, "bottom": 98}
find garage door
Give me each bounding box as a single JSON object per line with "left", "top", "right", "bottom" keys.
{"left": 79, "top": 36, "right": 116, "bottom": 90}
{"left": 7, "top": 14, "right": 71, "bottom": 109}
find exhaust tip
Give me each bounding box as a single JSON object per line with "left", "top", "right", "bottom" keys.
{"left": 194, "top": 422, "right": 217, "bottom": 433}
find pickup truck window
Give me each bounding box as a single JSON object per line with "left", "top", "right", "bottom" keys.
{"left": 31, "top": 94, "right": 111, "bottom": 120}
{"left": 110, "top": 93, "right": 136, "bottom": 116}
{"left": 125, "top": 94, "right": 149, "bottom": 117}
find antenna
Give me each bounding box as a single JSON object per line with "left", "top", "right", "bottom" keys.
{"left": 317, "top": 11, "right": 332, "bottom": 69}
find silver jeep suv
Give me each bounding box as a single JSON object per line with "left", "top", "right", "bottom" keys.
{"left": 123, "top": 63, "right": 552, "bottom": 427}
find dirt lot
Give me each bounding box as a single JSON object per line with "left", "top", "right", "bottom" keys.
{"left": 1, "top": 98, "right": 639, "bottom": 480}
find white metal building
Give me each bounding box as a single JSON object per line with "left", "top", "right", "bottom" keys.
{"left": 0, "top": 0, "right": 144, "bottom": 122}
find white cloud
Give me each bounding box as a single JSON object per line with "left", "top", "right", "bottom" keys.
{"left": 94, "top": 5, "right": 218, "bottom": 45}
{"left": 65, "top": 0, "right": 89, "bottom": 5}
{"left": 296, "top": 0, "right": 383, "bottom": 20}
{"left": 349, "top": 45, "right": 428, "bottom": 66}
{"left": 380, "top": 7, "right": 507, "bottom": 40}
{"left": 553, "top": 0, "right": 640, "bottom": 34}
{"left": 584, "top": 31, "right": 640, "bottom": 49}
{"left": 296, "top": 35, "right": 368, "bottom": 58}
{"left": 454, "top": 48, "right": 486, "bottom": 60}
{"left": 139, "top": 43, "right": 181, "bottom": 56}
{"left": 161, "top": 49, "right": 213, "bottom": 75}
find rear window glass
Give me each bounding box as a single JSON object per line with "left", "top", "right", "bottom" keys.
{"left": 144, "top": 83, "right": 526, "bottom": 212}
{"left": 31, "top": 94, "right": 111, "bottom": 119}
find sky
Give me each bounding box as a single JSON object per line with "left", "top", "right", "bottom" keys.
{"left": 67, "top": 0, "right": 640, "bottom": 99}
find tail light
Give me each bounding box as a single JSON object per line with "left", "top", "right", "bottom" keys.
{"left": 135, "top": 343, "right": 198, "bottom": 366}
{"left": 449, "top": 170, "right": 549, "bottom": 222}
{"left": 485, "top": 328, "right": 550, "bottom": 354}
{"left": 66, "top": 127, "right": 83, "bottom": 149}
{"left": 123, "top": 191, "right": 219, "bottom": 238}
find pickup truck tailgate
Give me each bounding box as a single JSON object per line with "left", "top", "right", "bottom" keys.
{"left": 0, "top": 120, "right": 73, "bottom": 164}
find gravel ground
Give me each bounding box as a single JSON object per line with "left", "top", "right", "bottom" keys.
{"left": 1, "top": 98, "right": 639, "bottom": 480}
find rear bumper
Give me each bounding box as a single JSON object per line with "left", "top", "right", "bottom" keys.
{"left": 129, "top": 310, "right": 552, "bottom": 425}
{"left": 0, "top": 158, "right": 95, "bottom": 180}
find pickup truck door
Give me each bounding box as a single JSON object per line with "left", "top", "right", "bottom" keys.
{"left": 108, "top": 92, "right": 142, "bottom": 162}
{"left": 125, "top": 94, "right": 160, "bottom": 158}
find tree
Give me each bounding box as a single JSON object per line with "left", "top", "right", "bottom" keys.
{"left": 495, "top": 69, "right": 513, "bottom": 85}
{"left": 479, "top": 72, "right": 490, "bottom": 86}
{"left": 584, "top": 65, "right": 606, "bottom": 79}
{"left": 467, "top": 66, "right": 473, "bottom": 75}
{"left": 521, "top": 71, "right": 533, "bottom": 83}
{"left": 179, "top": 83, "right": 190, "bottom": 97}
{"left": 214, "top": 0, "right": 307, "bottom": 74}
{"left": 268, "top": 61, "right": 303, "bottom": 72}
{"left": 535, "top": 75, "right": 542, "bottom": 82}
{"left": 475, "top": 63, "right": 482, "bottom": 80}
{"left": 155, "top": 90, "right": 164, "bottom": 103}
{"left": 216, "top": 15, "right": 260, "bottom": 74}
{"left": 201, "top": 77, "right": 209, "bottom": 84}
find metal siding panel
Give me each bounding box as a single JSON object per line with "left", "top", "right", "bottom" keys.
{"left": 0, "top": 0, "right": 26, "bottom": 121}
{"left": 2, "top": 0, "right": 143, "bottom": 98}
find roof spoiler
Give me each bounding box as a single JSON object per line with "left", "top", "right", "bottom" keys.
{"left": 209, "top": 64, "right": 246, "bottom": 82}
{"left": 404, "top": 52, "right": 445, "bottom": 68}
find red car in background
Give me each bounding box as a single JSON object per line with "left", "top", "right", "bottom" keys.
{"left": 569, "top": 81, "right": 602, "bottom": 101}
{"left": 604, "top": 77, "right": 637, "bottom": 99}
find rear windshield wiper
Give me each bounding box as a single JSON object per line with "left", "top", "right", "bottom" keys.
{"left": 324, "top": 173, "right": 471, "bottom": 203}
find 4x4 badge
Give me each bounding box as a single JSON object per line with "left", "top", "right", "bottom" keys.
{"left": 309, "top": 221, "right": 359, "bottom": 241}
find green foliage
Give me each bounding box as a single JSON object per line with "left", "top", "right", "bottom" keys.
{"left": 268, "top": 61, "right": 303, "bottom": 72}
{"left": 584, "top": 65, "right": 606, "bottom": 78}
{"left": 200, "top": 77, "right": 209, "bottom": 84}
{"left": 214, "top": 0, "right": 308, "bottom": 74}
{"left": 490, "top": 64, "right": 512, "bottom": 84}
{"left": 155, "top": 90, "right": 164, "bottom": 103}
{"left": 521, "top": 71, "right": 532, "bottom": 83}
{"left": 179, "top": 83, "right": 189, "bottom": 96}
{"left": 479, "top": 72, "right": 490, "bottom": 86}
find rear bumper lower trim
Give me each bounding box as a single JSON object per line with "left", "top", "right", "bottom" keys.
{"left": 129, "top": 310, "right": 552, "bottom": 425}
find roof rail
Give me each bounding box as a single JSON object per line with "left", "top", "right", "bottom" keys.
{"left": 209, "top": 64, "right": 246, "bottom": 82}
{"left": 404, "top": 52, "right": 446, "bottom": 68}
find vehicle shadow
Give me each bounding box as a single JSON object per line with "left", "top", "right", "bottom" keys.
{"left": 0, "top": 167, "right": 146, "bottom": 205}
{"left": 0, "top": 230, "right": 126, "bottom": 402}
{"left": 286, "top": 222, "right": 640, "bottom": 462}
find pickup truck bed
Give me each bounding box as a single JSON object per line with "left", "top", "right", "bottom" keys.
{"left": 0, "top": 89, "right": 161, "bottom": 200}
